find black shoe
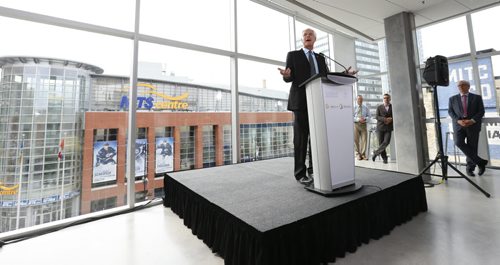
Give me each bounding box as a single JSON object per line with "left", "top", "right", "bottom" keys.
{"left": 478, "top": 160, "right": 487, "bottom": 176}
{"left": 372, "top": 154, "right": 377, "bottom": 162}
{"left": 383, "top": 159, "right": 388, "bottom": 164}
{"left": 466, "top": 169, "right": 475, "bottom": 177}
{"left": 297, "top": 176, "right": 313, "bottom": 185}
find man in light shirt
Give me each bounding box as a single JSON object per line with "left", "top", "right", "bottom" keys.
{"left": 353, "top": 95, "right": 370, "bottom": 160}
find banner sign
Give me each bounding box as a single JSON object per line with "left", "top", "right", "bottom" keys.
{"left": 135, "top": 139, "right": 147, "bottom": 177}
{"left": 92, "top": 141, "right": 118, "bottom": 184}
{"left": 155, "top": 137, "right": 174, "bottom": 174}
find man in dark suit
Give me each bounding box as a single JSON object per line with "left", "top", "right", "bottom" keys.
{"left": 372, "top": 93, "right": 393, "bottom": 164}
{"left": 278, "top": 28, "right": 328, "bottom": 185}
{"left": 448, "top": 80, "right": 487, "bottom": 176}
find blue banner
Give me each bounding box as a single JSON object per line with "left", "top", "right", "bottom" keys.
{"left": 93, "top": 141, "right": 118, "bottom": 183}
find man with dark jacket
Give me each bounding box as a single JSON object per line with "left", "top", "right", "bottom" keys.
{"left": 448, "top": 80, "right": 487, "bottom": 176}
{"left": 372, "top": 94, "right": 393, "bottom": 164}
{"left": 278, "top": 28, "right": 328, "bottom": 185}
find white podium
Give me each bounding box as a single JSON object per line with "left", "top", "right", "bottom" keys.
{"left": 302, "top": 73, "right": 363, "bottom": 196}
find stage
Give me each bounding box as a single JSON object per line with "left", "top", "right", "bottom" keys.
{"left": 163, "top": 157, "right": 427, "bottom": 265}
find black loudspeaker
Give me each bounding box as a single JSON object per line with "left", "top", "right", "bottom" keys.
{"left": 423, "top": 55, "right": 449, "bottom": 86}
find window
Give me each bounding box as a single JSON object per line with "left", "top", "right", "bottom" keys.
{"left": 0, "top": 0, "right": 135, "bottom": 30}
{"left": 417, "top": 17, "right": 470, "bottom": 64}
{"left": 237, "top": 0, "right": 291, "bottom": 60}
{"left": 140, "top": 0, "right": 232, "bottom": 50}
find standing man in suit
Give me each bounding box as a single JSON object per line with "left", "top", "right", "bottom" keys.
{"left": 448, "top": 80, "right": 487, "bottom": 176}
{"left": 278, "top": 28, "right": 328, "bottom": 185}
{"left": 353, "top": 95, "right": 370, "bottom": 160}
{"left": 372, "top": 93, "right": 393, "bottom": 164}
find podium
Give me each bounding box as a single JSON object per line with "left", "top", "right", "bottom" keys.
{"left": 301, "top": 73, "right": 363, "bottom": 196}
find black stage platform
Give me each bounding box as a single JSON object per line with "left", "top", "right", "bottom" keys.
{"left": 163, "top": 157, "right": 427, "bottom": 265}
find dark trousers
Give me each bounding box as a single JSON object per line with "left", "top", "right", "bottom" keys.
{"left": 293, "top": 111, "right": 311, "bottom": 179}
{"left": 374, "top": 130, "right": 392, "bottom": 160}
{"left": 454, "top": 127, "right": 482, "bottom": 170}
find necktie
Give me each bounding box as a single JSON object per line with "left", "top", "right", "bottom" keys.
{"left": 308, "top": 51, "right": 316, "bottom": 76}
{"left": 462, "top": 95, "right": 467, "bottom": 117}
{"left": 357, "top": 105, "right": 362, "bottom": 118}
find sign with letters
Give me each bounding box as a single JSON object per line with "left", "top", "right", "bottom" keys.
{"left": 437, "top": 57, "right": 496, "bottom": 114}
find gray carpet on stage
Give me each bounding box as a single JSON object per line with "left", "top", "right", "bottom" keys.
{"left": 167, "top": 157, "right": 418, "bottom": 233}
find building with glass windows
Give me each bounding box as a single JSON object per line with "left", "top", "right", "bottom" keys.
{"left": 354, "top": 40, "right": 386, "bottom": 112}
{"left": 0, "top": 57, "right": 103, "bottom": 231}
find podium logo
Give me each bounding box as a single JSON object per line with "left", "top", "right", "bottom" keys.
{"left": 120, "top": 83, "right": 190, "bottom": 110}
{"left": 0, "top": 182, "right": 19, "bottom": 195}
{"left": 325, "top": 104, "right": 351, "bottom": 110}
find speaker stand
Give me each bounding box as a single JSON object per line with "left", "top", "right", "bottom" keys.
{"left": 418, "top": 85, "right": 490, "bottom": 198}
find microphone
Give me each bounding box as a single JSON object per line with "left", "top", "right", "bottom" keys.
{"left": 318, "top": 53, "right": 350, "bottom": 74}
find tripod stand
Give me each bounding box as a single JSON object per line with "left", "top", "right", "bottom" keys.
{"left": 418, "top": 85, "right": 490, "bottom": 198}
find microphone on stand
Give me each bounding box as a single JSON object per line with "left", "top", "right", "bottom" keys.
{"left": 318, "top": 53, "right": 354, "bottom": 74}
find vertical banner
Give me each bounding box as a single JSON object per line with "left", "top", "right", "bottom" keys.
{"left": 135, "top": 139, "right": 147, "bottom": 177}
{"left": 155, "top": 137, "right": 174, "bottom": 173}
{"left": 92, "top": 141, "right": 117, "bottom": 184}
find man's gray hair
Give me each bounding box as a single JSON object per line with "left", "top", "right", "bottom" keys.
{"left": 302, "top": 28, "right": 317, "bottom": 38}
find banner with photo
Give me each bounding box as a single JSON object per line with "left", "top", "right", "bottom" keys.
{"left": 135, "top": 138, "right": 148, "bottom": 177}
{"left": 93, "top": 140, "right": 118, "bottom": 184}
{"left": 155, "top": 137, "right": 174, "bottom": 173}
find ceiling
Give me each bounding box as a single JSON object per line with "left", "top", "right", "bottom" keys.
{"left": 267, "top": 0, "right": 500, "bottom": 41}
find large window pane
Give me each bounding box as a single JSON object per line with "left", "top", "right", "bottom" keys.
{"left": 472, "top": 5, "right": 500, "bottom": 52}
{"left": 0, "top": 0, "right": 135, "bottom": 31}
{"left": 139, "top": 42, "right": 230, "bottom": 88}
{"left": 140, "top": 0, "right": 232, "bottom": 50}
{"left": 0, "top": 17, "right": 132, "bottom": 76}
{"left": 417, "top": 17, "right": 470, "bottom": 64}
{"left": 237, "top": 0, "right": 291, "bottom": 60}
{"left": 0, "top": 17, "right": 131, "bottom": 233}
{"left": 238, "top": 59, "right": 290, "bottom": 94}
{"left": 238, "top": 59, "right": 293, "bottom": 163}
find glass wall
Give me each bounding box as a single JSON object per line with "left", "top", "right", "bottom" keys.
{"left": 0, "top": 11, "right": 130, "bottom": 231}
{"left": 352, "top": 39, "right": 391, "bottom": 161}
{"left": 4, "top": 0, "right": 497, "bottom": 235}
{"left": 416, "top": 6, "right": 500, "bottom": 167}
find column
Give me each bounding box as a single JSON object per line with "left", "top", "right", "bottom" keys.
{"left": 384, "top": 12, "right": 429, "bottom": 176}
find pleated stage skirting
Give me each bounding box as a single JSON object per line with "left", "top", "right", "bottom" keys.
{"left": 163, "top": 157, "right": 427, "bottom": 265}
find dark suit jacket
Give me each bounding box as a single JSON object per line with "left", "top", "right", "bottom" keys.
{"left": 283, "top": 49, "right": 328, "bottom": 111}
{"left": 448, "top": 93, "right": 485, "bottom": 133}
{"left": 376, "top": 104, "right": 393, "bottom": 132}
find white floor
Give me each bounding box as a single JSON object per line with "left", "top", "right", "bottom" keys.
{"left": 1, "top": 162, "right": 499, "bottom": 265}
